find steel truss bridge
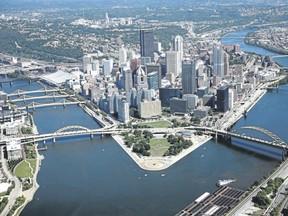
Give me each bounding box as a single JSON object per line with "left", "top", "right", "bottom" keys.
{"left": 8, "top": 88, "right": 60, "bottom": 97}
{"left": 192, "top": 126, "right": 287, "bottom": 150}
{"left": 1, "top": 125, "right": 287, "bottom": 152}
{"left": 10, "top": 93, "right": 71, "bottom": 103}
{"left": 17, "top": 99, "right": 85, "bottom": 110}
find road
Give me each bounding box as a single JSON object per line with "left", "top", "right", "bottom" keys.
{"left": 1, "top": 146, "right": 22, "bottom": 216}
{"left": 227, "top": 159, "right": 288, "bottom": 215}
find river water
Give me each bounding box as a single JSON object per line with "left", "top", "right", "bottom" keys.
{"left": 0, "top": 28, "right": 286, "bottom": 216}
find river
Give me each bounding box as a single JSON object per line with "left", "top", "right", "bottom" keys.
{"left": 221, "top": 28, "right": 288, "bottom": 67}
{"left": 0, "top": 28, "right": 286, "bottom": 216}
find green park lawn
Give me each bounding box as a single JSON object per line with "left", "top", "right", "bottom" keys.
{"left": 137, "top": 120, "right": 172, "bottom": 128}
{"left": 149, "top": 138, "right": 171, "bottom": 157}
{"left": 14, "top": 159, "right": 36, "bottom": 178}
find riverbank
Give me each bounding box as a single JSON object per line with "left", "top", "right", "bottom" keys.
{"left": 112, "top": 134, "right": 212, "bottom": 171}
{"left": 17, "top": 115, "right": 44, "bottom": 215}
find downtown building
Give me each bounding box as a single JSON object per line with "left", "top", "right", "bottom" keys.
{"left": 213, "top": 45, "right": 224, "bottom": 77}
{"left": 182, "top": 60, "right": 197, "bottom": 95}
{"left": 140, "top": 29, "right": 154, "bottom": 61}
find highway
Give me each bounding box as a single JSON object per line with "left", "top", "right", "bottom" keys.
{"left": 227, "top": 159, "right": 288, "bottom": 215}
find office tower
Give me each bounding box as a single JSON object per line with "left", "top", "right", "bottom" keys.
{"left": 170, "top": 98, "right": 188, "bottom": 114}
{"left": 134, "top": 66, "right": 148, "bottom": 90}
{"left": 139, "top": 100, "right": 161, "bottom": 118}
{"left": 182, "top": 94, "right": 198, "bottom": 109}
{"left": 102, "top": 59, "right": 113, "bottom": 77}
{"left": 119, "top": 46, "right": 127, "bottom": 65}
{"left": 217, "top": 86, "right": 229, "bottom": 112}
{"left": 140, "top": 29, "right": 154, "bottom": 61}
{"left": 228, "top": 89, "right": 234, "bottom": 110}
{"left": 147, "top": 72, "right": 159, "bottom": 90}
{"left": 91, "top": 60, "right": 99, "bottom": 76}
{"left": 146, "top": 63, "right": 161, "bottom": 88}
{"left": 213, "top": 45, "right": 224, "bottom": 77}
{"left": 83, "top": 55, "right": 93, "bottom": 73}
{"left": 118, "top": 99, "right": 129, "bottom": 123}
{"left": 123, "top": 69, "right": 133, "bottom": 92}
{"left": 174, "top": 35, "right": 183, "bottom": 60}
{"left": 182, "top": 60, "right": 197, "bottom": 95}
{"left": 166, "top": 51, "right": 181, "bottom": 76}
{"left": 224, "top": 52, "right": 230, "bottom": 76}
{"left": 159, "top": 88, "right": 181, "bottom": 107}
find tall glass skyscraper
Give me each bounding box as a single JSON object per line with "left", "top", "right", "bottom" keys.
{"left": 174, "top": 35, "right": 183, "bottom": 61}
{"left": 182, "top": 60, "right": 197, "bottom": 94}
{"left": 213, "top": 45, "right": 225, "bottom": 77}
{"left": 140, "top": 29, "right": 154, "bottom": 61}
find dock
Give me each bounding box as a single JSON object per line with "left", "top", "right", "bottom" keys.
{"left": 175, "top": 186, "right": 246, "bottom": 216}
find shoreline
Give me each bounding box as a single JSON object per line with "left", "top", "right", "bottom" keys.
{"left": 17, "top": 115, "right": 44, "bottom": 215}
{"left": 112, "top": 134, "right": 212, "bottom": 171}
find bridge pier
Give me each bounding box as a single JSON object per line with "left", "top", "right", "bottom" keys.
{"left": 63, "top": 99, "right": 66, "bottom": 108}
{"left": 90, "top": 132, "right": 94, "bottom": 139}
{"left": 9, "top": 81, "right": 12, "bottom": 86}
{"left": 215, "top": 131, "right": 218, "bottom": 140}
{"left": 32, "top": 102, "right": 35, "bottom": 111}
{"left": 43, "top": 139, "right": 46, "bottom": 144}
{"left": 52, "top": 137, "right": 56, "bottom": 143}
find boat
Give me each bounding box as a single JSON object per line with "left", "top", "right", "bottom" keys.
{"left": 216, "top": 179, "right": 236, "bottom": 187}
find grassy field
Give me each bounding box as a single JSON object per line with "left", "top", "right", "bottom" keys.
{"left": 137, "top": 120, "right": 172, "bottom": 128}
{"left": 14, "top": 160, "right": 36, "bottom": 178}
{"left": 149, "top": 138, "right": 171, "bottom": 157}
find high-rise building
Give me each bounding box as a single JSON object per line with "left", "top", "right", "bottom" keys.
{"left": 83, "top": 55, "right": 93, "bottom": 73}
{"left": 159, "top": 88, "right": 181, "bottom": 107}
{"left": 182, "top": 60, "right": 197, "bottom": 95}
{"left": 140, "top": 29, "right": 154, "bottom": 61}
{"left": 118, "top": 99, "right": 129, "bottom": 123}
{"left": 102, "top": 59, "right": 113, "bottom": 77}
{"left": 139, "top": 100, "right": 161, "bottom": 119}
{"left": 166, "top": 51, "right": 181, "bottom": 76}
{"left": 174, "top": 35, "right": 183, "bottom": 61}
{"left": 224, "top": 52, "right": 230, "bottom": 76}
{"left": 119, "top": 46, "right": 127, "bottom": 65}
{"left": 213, "top": 45, "right": 224, "bottom": 77}
{"left": 182, "top": 94, "right": 198, "bottom": 109}
{"left": 134, "top": 66, "right": 148, "bottom": 90}
{"left": 170, "top": 98, "right": 188, "bottom": 114}
{"left": 146, "top": 63, "right": 161, "bottom": 88}
{"left": 123, "top": 69, "right": 133, "bottom": 92}
{"left": 147, "top": 71, "right": 159, "bottom": 90}
{"left": 91, "top": 60, "right": 99, "bottom": 76}
{"left": 217, "top": 86, "right": 229, "bottom": 112}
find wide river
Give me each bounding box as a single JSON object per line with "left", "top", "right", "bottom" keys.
{"left": 0, "top": 28, "right": 286, "bottom": 216}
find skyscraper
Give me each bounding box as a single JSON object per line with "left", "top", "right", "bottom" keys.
{"left": 213, "top": 45, "right": 224, "bottom": 77}
{"left": 123, "top": 68, "right": 133, "bottom": 92}
{"left": 166, "top": 51, "right": 181, "bottom": 76}
{"left": 134, "top": 66, "right": 148, "bottom": 90}
{"left": 217, "top": 86, "right": 229, "bottom": 112}
{"left": 174, "top": 35, "right": 183, "bottom": 61}
{"left": 140, "top": 29, "right": 154, "bottom": 61}
{"left": 119, "top": 46, "right": 127, "bottom": 65}
{"left": 182, "top": 60, "right": 197, "bottom": 95}
{"left": 83, "top": 55, "right": 93, "bottom": 73}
